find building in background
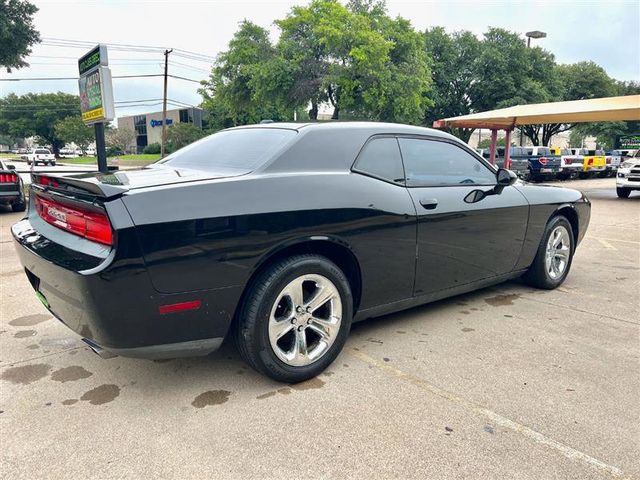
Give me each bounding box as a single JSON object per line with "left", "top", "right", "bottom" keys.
{"left": 117, "top": 107, "right": 205, "bottom": 153}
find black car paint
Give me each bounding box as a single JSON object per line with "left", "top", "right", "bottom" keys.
{"left": 12, "top": 122, "right": 591, "bottom": 357}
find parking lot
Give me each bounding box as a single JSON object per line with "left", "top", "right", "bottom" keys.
{"left": 0, "top": 177, "right": 638, "bottom": 479}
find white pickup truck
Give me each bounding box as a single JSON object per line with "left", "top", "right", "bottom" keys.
{"left": 26, "top": 148, "right": 56, "bottom": 166}
{"left": 616, "top": 151, "right": 640, "bottom": 198}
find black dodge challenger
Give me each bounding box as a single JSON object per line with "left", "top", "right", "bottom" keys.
{"left": 12, "top": 122, "right": 590, "bottom": 382}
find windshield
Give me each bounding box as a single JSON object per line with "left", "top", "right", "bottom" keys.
{"left": 158, "top": 128, "right": 297, "bottom": 173}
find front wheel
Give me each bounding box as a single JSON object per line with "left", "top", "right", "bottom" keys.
{"left": 523, "top": 216, "right": 574, "bottom": 289}
{"left": 235, "top": 254, "right": 353, "bottom": 383}
{"left": 616, "top": 187, "right": 631, "bottom": 198}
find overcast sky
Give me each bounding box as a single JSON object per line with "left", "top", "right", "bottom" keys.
{"left": 1, "top": 0, "right": 638, "bottom": 119}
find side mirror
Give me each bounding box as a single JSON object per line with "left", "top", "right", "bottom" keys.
{"left": 6, "top": 164, "right": 16, "bottom": 170}
{"left": 497, "top": 168, "right": 518, "bottom": 186}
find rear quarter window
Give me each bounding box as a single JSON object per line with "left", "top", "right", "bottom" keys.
{"left": 159, "top": 128, "right": 297, "bottom": 172}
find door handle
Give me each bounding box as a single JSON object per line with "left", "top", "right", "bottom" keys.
{"left": 419, "top": 198, "right": 438, "bottom": 210}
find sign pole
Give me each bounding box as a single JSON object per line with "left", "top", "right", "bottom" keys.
{"left": 94, "top": 123, "right": 108, "bottom": 173}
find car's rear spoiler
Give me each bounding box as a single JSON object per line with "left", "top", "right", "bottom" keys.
{"left": 31, "top": 173, "right": 129, "bottom": 200}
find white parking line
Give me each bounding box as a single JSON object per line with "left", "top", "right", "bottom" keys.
{"left": 350, "top": 349, "right": 626, "bottom": 479}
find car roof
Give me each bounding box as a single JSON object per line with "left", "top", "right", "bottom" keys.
{"left": 232, "top": 121, "right": 453, "bottom": 139}
{"left": 244, "top": 121, "right": 460, "bottom": 173}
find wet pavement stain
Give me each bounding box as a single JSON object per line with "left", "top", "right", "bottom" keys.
{"left": 277, "top": 387, "right": 292, "bottom": 395}
{"left": 291, "top": 377, "right": 325, "bottom": 391}
{"left": 459, "top": 310, "right": 471, "bottom": 315}
{"left": 50, "top": 366, "right": 93, "bottom": 383}
{"left": 383, "top": 357, "right": 391, "bottom": 362}
{"left": 9, "top": 314, "right": 51, "bottom": 327}
{"left": 322, "top": 371, "right": 335, "bottom": 376}
{"left": 62, "top": 399, "right": 78, "bottom": 406}
{"left": 483, "top": 425, "right": 495, "bottom": 434}
{"left": 484, "top": 293, "right": 521, "bottom": 306}
{"left": 191, "top": 390, "right": 231, "bottom": 408}
{"left": 1, "top": 364, "right": 51, "bottom": 385}
{"left": 396, "top": 330, "right": 406, "bottom": 334}
{"left": 461, "top": 327, "right": 475, "bottom": 333}
{"left": 0, "top": 269, "right": 23, "bottom": 278}
{"left": 14, "top": 330, "right": 37, "bottom": 338}
{"left": 366, "top": 338, "right": 383, "bottom": 344}
{"left": 26, "top": 344, "right": 40, "bottom": 350}
{"left": 256, "top": 391, "right": 277, "bottom": 400}
{"left": 80, "top": 384, "right": 120, "bottom": 405}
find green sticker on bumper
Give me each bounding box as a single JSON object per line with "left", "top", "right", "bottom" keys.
{"left": 35, "top": 291, "right": 50, "bottom": 309}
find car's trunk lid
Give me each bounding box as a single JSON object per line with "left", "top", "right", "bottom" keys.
{"left": 33, "top": 165, "right": 247, "bottom": 200}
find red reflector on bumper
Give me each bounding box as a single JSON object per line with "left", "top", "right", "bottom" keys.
{"left": 159, "top": 300, "right": 202, "bottom": 315}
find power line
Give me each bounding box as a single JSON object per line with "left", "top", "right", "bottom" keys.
{"left": 0, "top": 74, "right": 166, "bottom": 81}
{"left": 41, "top": 37, "right": 215, "bottom": 62}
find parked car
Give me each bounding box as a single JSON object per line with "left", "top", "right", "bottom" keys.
{"left": 552, "top": 147, "right": 582, "bottom": 180}
{"left": 0, "top": 160, "right": 26, "bottom": 212}
{"left": 59, "top": 148, "right": 79, "bottom": 158}
{"left": 475, "top": 148, "right": 529, "bottom": 178}
{"left": 571, "top": 148, "right": 605, "bottom": 178}
{"left": 12, "top": 122, "right": 591, "bottom": 382}
{"left": 529, "top": 146, "right": 561, "bottom": 181}
{"left": 604, "top": 151, "right": 622, "bottom": 177}
{"left": 616, "top": 151, "right": 640, "bottom": 198}
{"left": 27, "top": 148, "right": 56, "bottom": 166}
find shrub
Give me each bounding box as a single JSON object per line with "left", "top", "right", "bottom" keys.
{"left": 143, "top": 143, "right": 161, "bottom": 154}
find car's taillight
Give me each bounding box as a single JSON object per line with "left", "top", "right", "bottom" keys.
{"left": 588, "top": 158, "right": 593, "bottom": 165}
{"left": 36, "top": 176, "right": 59, "bottom": 188}
{"left": 0, "top": 173, "right": 18, "bottom": 183}
{"left": 35, "top": 195, "right": 113, "bottom": 245}
{"left": 539, "top": 157, "right": 548, "bottom": 165}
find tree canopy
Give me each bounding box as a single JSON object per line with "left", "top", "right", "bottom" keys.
{"left": 202, "top": 0, "right": 430, "bottom": 124}
{"left": 0, "top": 0, "right": 40, "bottom": 72}
{"left": 54, "top": 116, "right": 94, "bottom": 153}
{"left": 0, "top": 92, "right": 80, "bottom": 155}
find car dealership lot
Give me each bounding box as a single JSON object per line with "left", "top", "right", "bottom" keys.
{"left": 0, "top": 177, "right": 638, "bottom": 479}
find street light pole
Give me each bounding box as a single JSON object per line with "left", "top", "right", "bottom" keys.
{"left": 522, "top": 30, "right": 547, "bottom": 146}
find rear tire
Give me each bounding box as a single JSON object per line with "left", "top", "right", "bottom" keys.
{"left": 616, "top": 187, "right": 631, "bottom": 198}
{"left": 235, "top": 254, "right": 353, "bottom": 383}
{"left": 11, "top": 200, "right": 26, "bottom": 212}
{"left": 523, "top": 215, "right": 574, "bottom": 290}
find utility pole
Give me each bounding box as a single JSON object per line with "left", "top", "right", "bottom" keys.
{"left": 522, "top": 31, "right": 547, "bottom": 147}
{"left": 160, "top": 49, "right": 173, "bottom": 158}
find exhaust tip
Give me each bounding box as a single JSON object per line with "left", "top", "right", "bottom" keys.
{"left": 82, "top": 338, "right": 117, "bottom": 359}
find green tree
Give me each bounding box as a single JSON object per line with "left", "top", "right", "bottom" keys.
{"left": 54, "top": 116, "right": 94, "bottom": 153}
{"left": 166, "top": 123, "right": 207, "bottom": 151}
{"left": 521, "top": 62, "right": 617, "bottom": 146}
{"left": 199, "top": 20, "right": 289, "bottom": 128}
{"left": 0, "top": 0, "right": 40, "bottom": 72}
{"left": 267, "top": 0, "right": 429, "bottom": 122}
{"left": 424, "top": 27, "right": 482, "bottom": 141}
{"left": 0, "top": 92, "right": 80, "bottom": 156}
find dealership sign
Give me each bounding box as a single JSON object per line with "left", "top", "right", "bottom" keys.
{"left": 78, "top": 44, "right": 115, "bottom": 124}
{"left": 616, "top": 134, "right": 640, "bottom": 149}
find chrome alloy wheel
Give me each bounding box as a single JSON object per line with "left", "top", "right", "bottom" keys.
{"left": 545, "top": 225, "right": 571, "bottom": 280}
{"left": 268, "top": 274, "right": 342, "bottom": 367}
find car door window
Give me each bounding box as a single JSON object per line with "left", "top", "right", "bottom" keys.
{"left": 353, "top": 137, "right": 405, "bottom": 184}
{"left": 398, "top": 138, "right": 496, "bottom": 187}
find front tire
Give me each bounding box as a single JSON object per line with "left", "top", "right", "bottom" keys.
{"left": 616, "top": 187, "right": 631, "bottom": 198}
{"left": 523, "top": 216, "right": 574, "bottom": 289}
{"left": 235, "top": 254, "right": 353, "bottom": 383}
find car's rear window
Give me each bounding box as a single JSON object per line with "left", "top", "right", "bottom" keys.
{"left": 35, "top": 149, "right": 50, "bottom": 154}
{"left": 158, "top": 128, "right": 297, "bottom": 172}
{"left": 535, "top": 147, "right": 552, "bottom": 156}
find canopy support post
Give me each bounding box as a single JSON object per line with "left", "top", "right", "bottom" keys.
{"left": 504, "top": 129, "right": 512, "bottom": 169}
{"left": 489, "top": 129, "right": 498, "bottom": 166}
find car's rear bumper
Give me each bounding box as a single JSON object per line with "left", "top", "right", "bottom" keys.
{"left": 0, "top": 190, "right": 22, "bottom": 204}
{"left": 12, "top": 217, "right": 241, "bottom": 359}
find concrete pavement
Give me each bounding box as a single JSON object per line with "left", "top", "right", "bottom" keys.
{"left": 1, "top": 177, "right": 638, "bottom": 479}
